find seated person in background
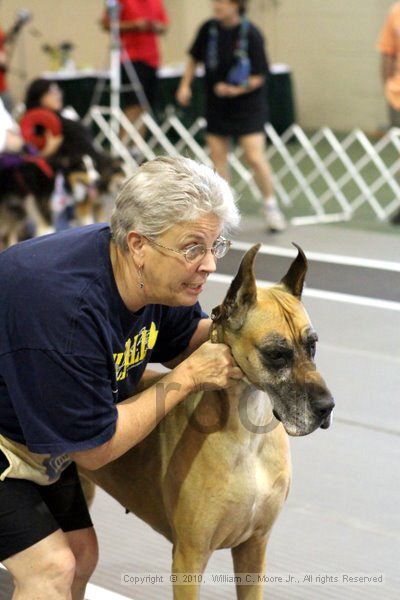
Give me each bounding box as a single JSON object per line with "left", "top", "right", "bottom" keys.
{"left": 23, "top": 79, "right": 100, "bottom": 163}
{"left": 22, "top": 79, "right": 124, "bottom": 230}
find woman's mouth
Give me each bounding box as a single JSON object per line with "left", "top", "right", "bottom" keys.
{"left": 183, "top": 282, "right": 205, "bottom": 294}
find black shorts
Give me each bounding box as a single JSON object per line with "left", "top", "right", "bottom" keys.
{"left": 0, "top": 451, "right": 93, "bottom": 562}
{"left": 206, "top": 107, "right": 267, "bottom": 138}
{"left": 120, "top": 60, "right": 158, "bottom": 110}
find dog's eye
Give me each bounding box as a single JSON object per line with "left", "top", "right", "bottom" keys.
{"left": 269, "top": 351, "right": 286, "bottom": 361}
{"left": 262, "top": 349, "right": 293, "bottom": 368}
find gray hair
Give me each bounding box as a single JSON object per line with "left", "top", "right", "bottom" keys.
{"left": 110, "top": 156, "right": 240, "bottom": 250}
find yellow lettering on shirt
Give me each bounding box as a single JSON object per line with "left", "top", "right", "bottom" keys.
{"left": 113, "top": 322, "right": 159, "bottom": 381}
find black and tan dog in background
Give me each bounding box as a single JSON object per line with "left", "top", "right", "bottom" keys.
{"left": 0, "top": 153, "right": 125, "bottom": 249}
{"left": 80, "top": 245, "right": 334, "bottom": 599}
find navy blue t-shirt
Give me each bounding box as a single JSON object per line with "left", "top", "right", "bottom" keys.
{"left": 0, "top": 225, "right": 207, "bottom": 455}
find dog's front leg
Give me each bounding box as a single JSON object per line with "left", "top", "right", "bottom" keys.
{"left": 231, "top": 535, "right": 268, "bottom": 600}
{"left": 172, "top": 543, "right": 211, "bottom": 600}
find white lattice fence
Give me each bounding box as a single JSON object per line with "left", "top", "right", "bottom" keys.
{"left": 89, "top": 106, "right": 400, "bottom": 225}
{"left": 264, "top": 124, "right": 400, "bottom": 224}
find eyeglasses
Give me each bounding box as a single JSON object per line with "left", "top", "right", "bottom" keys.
{"left": 142, "top": 235, "right": 231, "bottom": 263}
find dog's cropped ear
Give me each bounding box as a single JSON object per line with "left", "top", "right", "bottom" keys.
{"left": 280, "top": 243, "right": 308, "bottom": 299}
{"left": 218, "top": 243, "right": 260, "bottom": 331}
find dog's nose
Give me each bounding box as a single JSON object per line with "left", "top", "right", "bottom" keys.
{"left": 315, "top": 396, "right": 335, "bottom": 420}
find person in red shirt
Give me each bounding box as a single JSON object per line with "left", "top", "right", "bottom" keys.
{"left": 102, "top": 0, "right": 169, "bottom": 127}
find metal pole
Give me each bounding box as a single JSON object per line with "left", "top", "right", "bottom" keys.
{"left": 107, "top": 0, "right": 121, "bottom": 143}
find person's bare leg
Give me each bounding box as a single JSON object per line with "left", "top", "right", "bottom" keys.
{"left": 3, "top": 529, "right": 76, "bottom": 599}
{"left": 65, "top": 528, "right": 99, "bottom": 600}
{"left": 238, "top": 132, "right": 274, "bottom": 197}
{"left": 123, "top": 104, "right": 146, "bottom": 141}
{"left": 206, "top": 133, "right": 231, "bottom": 181}
{"left": 239, "top": 132, "right": 286, "bottom": 232}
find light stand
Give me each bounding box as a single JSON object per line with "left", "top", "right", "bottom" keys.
{"left": 106, "top": 0, "right": 152, "bottom": 141}
{"left": 107, "top": 0, "right": 122, "bottom": 139}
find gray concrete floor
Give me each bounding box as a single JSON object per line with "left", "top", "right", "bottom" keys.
{"left": 235, "top": 217, "right": 400, "bottom": 263}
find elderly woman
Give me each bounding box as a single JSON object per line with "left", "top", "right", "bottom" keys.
{"left": 177, "top": 0, "right": 286, "bottom": 233}
{"left": 0, "top": 156, "right": 243, "bottom": 599}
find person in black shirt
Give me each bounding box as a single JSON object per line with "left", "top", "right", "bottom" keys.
{"left": 177, "top": 0, "right": 286, "bottom": 232}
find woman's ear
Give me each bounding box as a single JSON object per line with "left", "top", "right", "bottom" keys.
{"left": 126, "top": 231, "right": 145, "bottom": 263}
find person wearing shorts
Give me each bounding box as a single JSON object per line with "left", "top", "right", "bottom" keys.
{"left": 0, "top": 452, "right": 93, "bottom": 571}
{"left": 176, "top": 0, "right": 286, "bottom": 233}
{"left": 0, "top": 156, "right": 243, "bottom": 599}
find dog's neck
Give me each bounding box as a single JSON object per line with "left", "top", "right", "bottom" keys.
{"left": 200, "top": 380, "right": 276, "bottom": 446}
{"left": 208, "top": 318, "right": 276, "bottom": 439}
{"left": 219, "top": 380, "right": 275, "bottom": 438}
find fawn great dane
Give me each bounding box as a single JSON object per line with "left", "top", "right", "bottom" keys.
{"left": 80, "top": 244, "right": 334, "bottom": 599}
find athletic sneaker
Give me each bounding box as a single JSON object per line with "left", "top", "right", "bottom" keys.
{"left": 390, "top": 209, "right": 400, "bottom": 224}
{"left": 265, "top": 206, "right": 287, "bottom": 233}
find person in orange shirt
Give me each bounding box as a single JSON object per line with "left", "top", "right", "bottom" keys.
{"left": 377, "top": 3, "right": 400, "bottom": 223}
{"left": 377, "top": 2, "right": 400, "bottom": 127}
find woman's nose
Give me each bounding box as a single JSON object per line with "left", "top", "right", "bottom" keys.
{"left": 199, "top": 249, "right": 217, "bottom": 273}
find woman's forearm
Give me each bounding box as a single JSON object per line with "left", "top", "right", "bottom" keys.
{"left": 180, "top": 57, "right": 197, "bottom": 88}
{"left": 70, "top": 363, "right": 194, "bottom": 470}
{"left": 237, "top": 75, "right": 265, "bottom": 95}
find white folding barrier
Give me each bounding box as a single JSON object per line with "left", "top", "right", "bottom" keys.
{"left": 265, "top": 124, "right": 400, "bottom": 224}
{"left": 89, "top": 105, "right": 400, "bottom": 225}
{"left": 90, "top": 106, "right": 138, "bottom": 174}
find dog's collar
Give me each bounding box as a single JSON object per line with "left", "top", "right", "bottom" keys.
{"left": 210, "top": 304, "right": 252, "bottom": 387}
{"left": 210, "top": 305, "right": 224, "bottom": 344}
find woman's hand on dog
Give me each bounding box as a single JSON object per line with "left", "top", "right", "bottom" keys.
{"left": 178, "top": 341, "right": 245, "bottom": 392}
